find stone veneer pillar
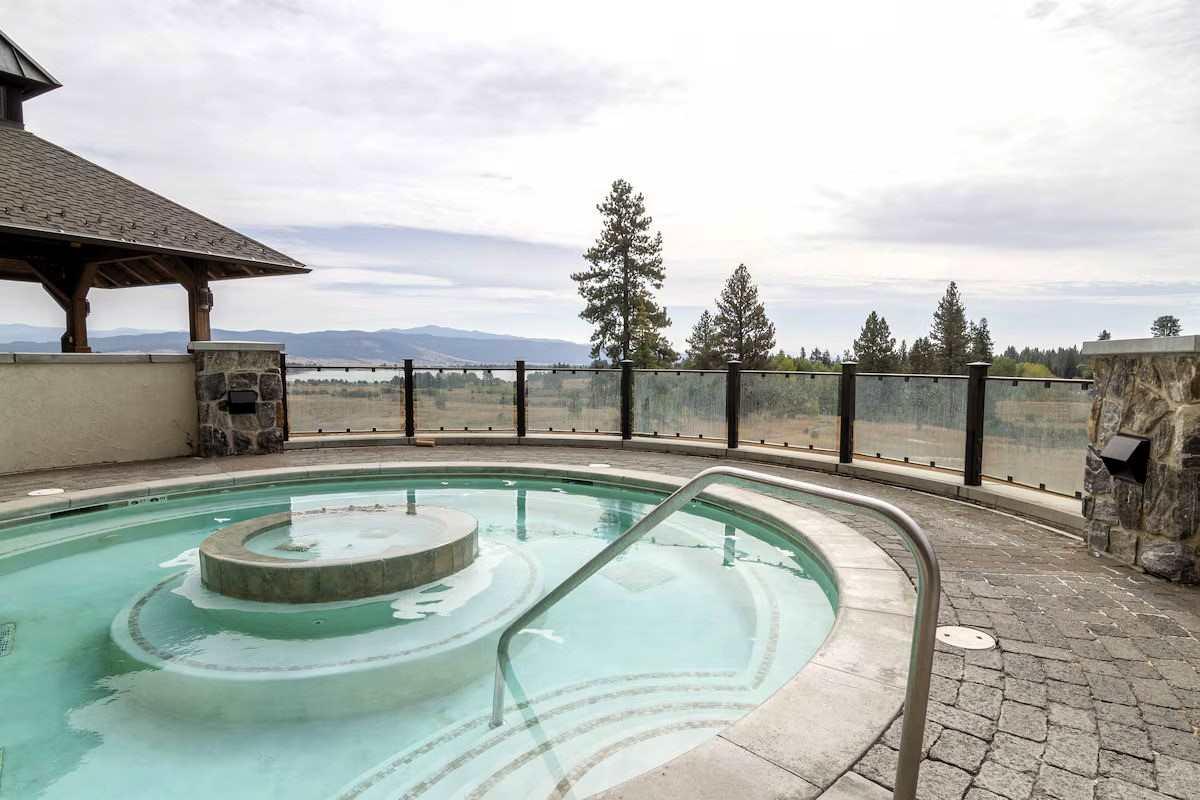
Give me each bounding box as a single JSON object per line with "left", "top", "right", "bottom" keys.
{"left": 1082, "top": 335, "right": 1200, "bottom": 583}
{"left": 188, "top": 341, "right": 285, "bottom": 457}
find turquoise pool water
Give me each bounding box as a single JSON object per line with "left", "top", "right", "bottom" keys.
{"left": 0, "top": 476, "right": 836, "bottom": 799}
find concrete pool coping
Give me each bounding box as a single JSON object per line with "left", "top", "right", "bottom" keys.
{"left": 0, "top": 461, "right": 916, "bottom": 798}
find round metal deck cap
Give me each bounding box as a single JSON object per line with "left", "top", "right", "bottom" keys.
{"left": 936, "top": 625, "right": 996, "bottom": 650}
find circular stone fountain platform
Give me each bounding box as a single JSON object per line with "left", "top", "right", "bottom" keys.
{"left": 199, "top": 505, "right": 478, "bottom": 603}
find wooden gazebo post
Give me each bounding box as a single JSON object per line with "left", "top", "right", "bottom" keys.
{"left": 182, "top": 261, "right": 213, "bottom": 342}
{"left": 27, "top": 258, "right": 98, "bottom": 353}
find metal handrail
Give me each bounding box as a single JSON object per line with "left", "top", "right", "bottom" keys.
{"left": 745, "top": 369, "right": 840, "bottom": 377}
{"left": 984, "top": 376, "right": 1092, "bottom": 387}
{"left": 489, "top": 465, "right": 940, "bottom": 800}
{"left": 858, "top": 371, "right": 969, "bottom": 380}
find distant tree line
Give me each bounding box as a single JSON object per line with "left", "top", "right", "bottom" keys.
{"left": 846, "top": 282, "right": 998, "bottom": 374}
{"left": 572, "top": 178, "right": 1185, "bottom": 378}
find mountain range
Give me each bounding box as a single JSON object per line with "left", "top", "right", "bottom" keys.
{"left": 0, "top": 325, "right": 593, "bottom": 366}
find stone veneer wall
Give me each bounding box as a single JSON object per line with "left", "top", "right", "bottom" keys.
{"left": 190, "top": 342, "right": 285, "bottom": 457}
{"left": 1083, "top": 339, "right": 1200, "bottom": 583}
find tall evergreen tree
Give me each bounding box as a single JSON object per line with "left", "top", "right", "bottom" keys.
{"left": 897, "top": 339, "right": 910, "bottom": 372}
{"left": 930, "top": 281, "right": 971, "bottom": 373}
{"left": 629, "top": 297, "right": 678, "bottom": 367}
{"left": 909, "top": 336, "right": 938, "bottom": 374}
{"left": 713, "top": 264, "right": 776, "bottom": 368}
{"left": 682, "top": 310, "right": 724, "bottom": 369}
{"left": 969, "top": 317, "right": 994, "bottom": 362}
{"left": 572, "top": 179, "right": 670, "bottom": 366}
{"left": 852, "top": 311, "right": 898, "bottom": 372}
{"left": 1151, "top": 315, "right": 1182, "bottom": 337}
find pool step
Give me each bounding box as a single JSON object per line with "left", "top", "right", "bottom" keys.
{"left": 338, "top": 673, "right": 758, "bottom": 800}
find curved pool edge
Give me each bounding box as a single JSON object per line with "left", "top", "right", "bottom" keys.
{"left": 0, "top": 461, "right": 914, "bottom": 798}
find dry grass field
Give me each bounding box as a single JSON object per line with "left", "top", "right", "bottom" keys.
{"left": 526, "top": 372, "right": 621, "bottom": 432}
{"left": 285, "top": 375, "right": 1089, "bottom": 496}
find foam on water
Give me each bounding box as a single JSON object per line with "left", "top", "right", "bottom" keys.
{"left": 158, "top": 548, "right": 199, "bottom": 569}
{"left": 391, "top": 540, "right": 509, "bottom": 620}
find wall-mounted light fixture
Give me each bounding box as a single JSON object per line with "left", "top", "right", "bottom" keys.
{"left": 1100, "top": 433, "right": 1151, "bottom": 485}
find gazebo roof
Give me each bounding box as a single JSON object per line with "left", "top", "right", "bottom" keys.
{"left": 0, "top": 26, "right": 308, "bottom": 352}
{"left": 0, "top": 125, "right": 307, "bottom": 287}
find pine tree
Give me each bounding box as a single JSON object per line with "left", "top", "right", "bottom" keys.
{"left": 1097, "top": 330, "right": 1112, "bottom": 341}
{"left": 1151, "top": 315, "right": 1182, "bottom": 337}
{"left": 768, "top": 349, "right": 797, "bottom": 370}
{"left": 713, "top": 264, "right": 776, "bottom": 368}
{"left": 930, "top": 281, "right": 971, "bottom": 373}
{"left": 852, "top": 311, "right": 898, "bottom": 372}
{"left": 909, "top": 337, "right": 938, "bottom": 374}
{"left": 969, "top": 317, "right": 994, "bottom": 362}
{"left": 572, "top": 179, "right": 670, "bottom": 366}
{"left": 682, "top": 310, "right": 724, "bottom": 369}
{"left": 629, "top": 298, "right": 678, "bottom": 368}
{"left": 897, "top": 339, "right": 910, "bottom": 372}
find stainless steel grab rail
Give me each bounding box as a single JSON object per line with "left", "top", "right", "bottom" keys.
{"left": 489, "top": 465, "right": 940, "bottom": 800}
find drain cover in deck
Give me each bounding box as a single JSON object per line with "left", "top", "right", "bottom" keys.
{"left": 936, "top": 625, "right": 996, "bottom": 650}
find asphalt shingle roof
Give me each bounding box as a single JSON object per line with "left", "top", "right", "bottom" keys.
{"left": 0, "top": 125, "right": 304, "bottom": 270}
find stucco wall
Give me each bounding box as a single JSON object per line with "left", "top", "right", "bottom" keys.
{"left": 0, "top": 353, "right": 197, "bottom": 475}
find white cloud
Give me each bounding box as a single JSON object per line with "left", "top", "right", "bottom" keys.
{"left": 2, "top": 0, "right": 1198, "bottom": 348}
{"left": 311, "top": 268, "right": 454, "bottom": 289}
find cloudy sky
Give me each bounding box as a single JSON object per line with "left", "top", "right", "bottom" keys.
{"left": 3, "top": 0, "right": 1198, "bottom": 351}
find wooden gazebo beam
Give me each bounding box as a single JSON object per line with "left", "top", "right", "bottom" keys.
{"left": 159, "top": 254, "right": 214, "bottom": 342}
{"left": 0, "top": 228, "right": 305, "bottom": 351}
{"left": 27, "top": 257, "right": 98, "bottom": 353}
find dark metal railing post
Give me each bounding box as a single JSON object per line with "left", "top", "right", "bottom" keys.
{"left": 838, "top": 360, "right": 857, "bottom": 463}
{"left": 279, "top": 351, "right": 290, "bottom": 439}
{"left": 515, "top": 360, "right": 527, "bottom": 437}
{"left": 620, "top": 359, "right": 634, "bottom": 440}
{"left": 403, "top": 358, "right": 415, "bottom": 438}
{"left": 964, "top": 362, "right": 990, "bottom": 486}
{"left": 726, "top": 359, "right": 741, "bottom": 449}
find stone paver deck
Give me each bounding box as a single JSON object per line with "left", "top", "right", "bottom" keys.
{"left": 2, "top": 444, "right": 1198, "bottom": 800}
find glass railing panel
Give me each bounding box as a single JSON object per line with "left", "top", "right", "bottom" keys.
{"left": 525, "top": 368, "right": 621, "bottom": 434}
{"left": 633, "top": 370, "right": 726, "bottom": 439}
{"left": 855, "top": 374, "right": 968, "bottom": 470}
{"left": 983, "top": 378, "right": 1092, "bottom": 496}
{"left": 739, "top": 371, "right": 840, "bottom": 451}
{"left": 285, "top": 366, "right": 405, "bottom": 433}
{"left": 412, "top": 369, "right": 517, "bottom": 432}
